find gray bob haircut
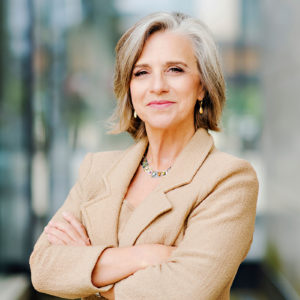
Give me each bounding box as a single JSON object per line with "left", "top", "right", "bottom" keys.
{"left": 109, "top": 11, "right": 226, "bottom": 140}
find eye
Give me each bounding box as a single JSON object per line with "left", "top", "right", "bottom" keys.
{"left": 133, "top": 70, "right": 148, "bottom": 77}
{"left": 168, "top": 67, "right": 184, "bottom": 73}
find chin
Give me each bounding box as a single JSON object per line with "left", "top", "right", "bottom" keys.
{"left": 145, "top": 120, "right": 177, "bottom": 131}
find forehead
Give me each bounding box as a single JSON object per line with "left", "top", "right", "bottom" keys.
{"left": 135, "top": 31, "right": 198, "bottom": 67}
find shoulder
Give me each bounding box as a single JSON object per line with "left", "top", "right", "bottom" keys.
{"left": 77, "top": 149, "right": 125, "bottom": 181}
{"left": 92, "top": 150, "right": 125, "bottom": 166}
{"left": 190, "top": 148, "right": 259, "bottom": 213}
{"left": 204, "top": 147, "right": 259, "bottom": 188}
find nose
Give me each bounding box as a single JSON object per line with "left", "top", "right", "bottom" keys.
{"left": 150, "top": 71, "right": 169, "bottom": 94}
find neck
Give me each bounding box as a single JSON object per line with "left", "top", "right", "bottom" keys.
{"left": 145, "top": 125, "right": 195, "bottom": 171}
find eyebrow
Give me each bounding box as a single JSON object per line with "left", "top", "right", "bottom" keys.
{"left": 133, "top": 61, "right": 189, "bottom": 69}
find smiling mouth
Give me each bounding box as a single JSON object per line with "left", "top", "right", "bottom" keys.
{"left": 147, "top": 100, "right": 175, "bottom": 108}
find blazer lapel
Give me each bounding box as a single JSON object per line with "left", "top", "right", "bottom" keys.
{"left": 118, "top": 189, "right": 173, "bottom": 246}
{"left": 159, "top": 128, "right": 214, "bottom": 193}
{"left": 119, "top": 128, "right": 215, "bottom": 246}
{"left": 80, "top": 138, "right": 148, "bottom": 246}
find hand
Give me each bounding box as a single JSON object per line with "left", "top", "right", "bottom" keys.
{"left": 100, "top": 287, "right": 115, "bottom": 300}
{"left": 136, "top": 244, "right": 177, "bottom": 268}
{"left": 44, "top": 211, "right": 91, "bottom": 246}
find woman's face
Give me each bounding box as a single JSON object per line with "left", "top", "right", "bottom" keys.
{"left": 130, "top": 30, "right": 204, "bottom": 133}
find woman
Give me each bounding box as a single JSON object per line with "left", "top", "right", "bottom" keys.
{"left": 30, "top": 12, "right": 259, "bottom": 300}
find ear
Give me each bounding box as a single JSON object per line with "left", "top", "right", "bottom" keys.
{"left": 197, "top": 83, "right": 205, "bottom": 100}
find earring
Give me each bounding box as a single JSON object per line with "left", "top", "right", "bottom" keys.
{"left": 199, "top": 99, "right": 203, "bottom": 114}
{"left": 134, "top": 110, "right": 137, "bottom": 118}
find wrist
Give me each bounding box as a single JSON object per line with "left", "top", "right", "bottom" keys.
{"left": 132, "top": 244, "right": 150, "bottom": 270}
{"left": 92, "top": 246, "right": 148, "bottom": 288}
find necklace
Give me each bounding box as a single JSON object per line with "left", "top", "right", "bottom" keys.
{"left": 141, "top": 156, "right": 172, "bottom": 178}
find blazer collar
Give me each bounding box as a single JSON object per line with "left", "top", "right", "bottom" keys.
{"left": 105, "top": 137, "right": 148, "bottom": 197}
{"left": 106, "top": 127, "right": 214, "bottom": 194}
{"left": 158, "top": 128, "right": 214, "bottom": 192}
{"left": 80, "top": 138, "right": 148, "bottom": 246}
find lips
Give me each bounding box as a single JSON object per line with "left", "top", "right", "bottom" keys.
{"left": 147, "top": 100, "right": 175, "bottom": 108}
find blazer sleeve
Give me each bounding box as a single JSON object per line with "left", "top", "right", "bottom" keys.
{"left": 113, "top": 159, "right": 259, "bottom": 300}
{"left": 29, "top": 153, "right": 115, "bottom": 299}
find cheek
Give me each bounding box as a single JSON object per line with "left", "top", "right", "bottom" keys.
{"left": 130, "top": 81, "right": 143, "bottom": 103}
{"left": 129, "top": 82, "right": 135, "bottom": 99}
{"left": 178, "top": 78, "right": 201, "bottom": 101}
{"left": 189, "top": 76, "right": 201, "bottom": 91}
{"left": 173, "top": 74, "right": 200, "bottom": 93}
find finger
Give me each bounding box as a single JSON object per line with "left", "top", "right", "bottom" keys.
{"left": 48, "top": 220, "right": 84, "bottom": 245}
{"left": 45, "top": 225, "right": 76, "bottom": 245}
{"left": 55, "top": 217, "right": 91, "bottom": 246}
{"left": 62, "top": 211, "right": 89, "bottom": 241}
{"left": 46, "top": 233, "right": 65, "bottom": 245}
{"left": 46, "top": 226, "right": 86, "bottom": 247}
{"left": 62, "top": 212, "right": 91, "bottom": 245}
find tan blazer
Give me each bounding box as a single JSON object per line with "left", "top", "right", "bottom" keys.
{"left": 30, "top": 128, "right": 259, "bottom": 300}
